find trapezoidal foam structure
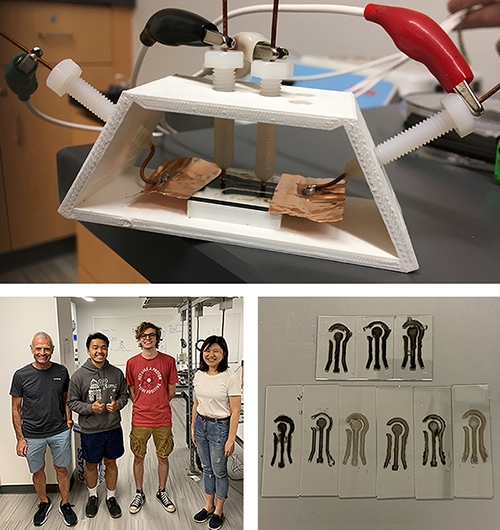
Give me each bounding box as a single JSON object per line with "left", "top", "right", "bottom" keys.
{"left": 58, "top": 75, "right": 418, "bottom": 273}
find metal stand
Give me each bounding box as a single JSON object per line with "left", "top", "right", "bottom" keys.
{"left": 185, "top": 298, "right": 199, "bottom": 476}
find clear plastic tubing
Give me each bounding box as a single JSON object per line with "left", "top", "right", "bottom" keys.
{"left": 375, "top": 93, "right": 475, "bottom": 165}
{"left": 205, "top": 50, "right": 244, "bottom": 174}
{"left": 251, "top": 60, "right": 294, "bottom": 185}
{"left": 46, "top": 59, "right": 114, "bottom": 123}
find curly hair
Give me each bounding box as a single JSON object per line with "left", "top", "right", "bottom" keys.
{"left": 135, "top": 321, "right": 162, "bottom": 348}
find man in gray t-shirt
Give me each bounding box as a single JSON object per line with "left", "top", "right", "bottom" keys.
{"left": 10, "top": 332, "right": 78, "bottom": 527}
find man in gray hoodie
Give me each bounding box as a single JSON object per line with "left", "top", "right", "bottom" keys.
{"left": 67, "top": 332, "right": 129, "bottom": 519}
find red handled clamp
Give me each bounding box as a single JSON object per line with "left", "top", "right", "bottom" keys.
{"left": 364, "top": 3, "right": 483, "bottom": 116}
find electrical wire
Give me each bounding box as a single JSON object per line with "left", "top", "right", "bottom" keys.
{"left": 14, "top": 5, "right": 474, "bottom": 133}
{"left": 0, "top": 29, "right": 54, "bottom": 71}
{"left": 212, "top": 4, "right": 365, "bottom": 25}
{"left": 349, "top": 56, "right": 409, "bottom": 97}
{"left": 290, "top": 53, "right": 403, "bottom": 82}
{"left": 24, "top": 101, "right": 104, "bottom": 131}
{"left": 130, "top": 44, "right": 148, "bottom": 88}
{"left": 283, "top": 9, "right": 469, "bottom": 93}
{"left": 139, "top": 144, "right": 157, "bottom": 184}
{"left": 347, "top": 10, "right": 469, "bottom": 96}
{"left": 129, "top": 5, "right": 471, "bottom": 103}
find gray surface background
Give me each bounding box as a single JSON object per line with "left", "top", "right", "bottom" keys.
{"left": 258, "top": 297, "right": 500, "bottom": 529}
{"left": 58, "top": 105, "right": 500, "bottom": 283}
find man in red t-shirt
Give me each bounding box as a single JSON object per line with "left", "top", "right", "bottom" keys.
{"left": 125, "top": 321, "right": 178, "bottom": 515}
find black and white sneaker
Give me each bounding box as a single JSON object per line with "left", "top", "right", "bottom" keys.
{"left": 129, "top": 491, "right": 146, "bottom": 514}
{"left": 59, "top": 503, "right": 78, "bottom": 526}
{"left": 156, "top": 489, "right": 176, "bottom": 513}
{"left": 33, "top": 498, "right": 52, "bottom": 526}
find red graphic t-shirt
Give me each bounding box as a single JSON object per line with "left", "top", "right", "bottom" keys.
{"left": 126, "top": 352, "right": 179, "bottom": 427}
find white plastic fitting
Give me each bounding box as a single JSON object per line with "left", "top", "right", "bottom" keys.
{"left": 375, "top": 93, "right": 475, "bottom": 166}
{"left": 204, "top": 50, "right": 244, "bottom": 92}
{"left": 250, "top": 60, "right": 294, "bottom": 96}
{"left": 233, "top": 32, "right": 268, "bottom": 78}
{"left": 46, "top": 59, "right": 115, "bottom": 123}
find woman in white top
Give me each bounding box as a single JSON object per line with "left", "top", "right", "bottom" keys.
{"left": 191, "top": 336, "right": 241, "bottom": 530}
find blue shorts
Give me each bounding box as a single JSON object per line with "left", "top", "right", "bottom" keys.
{"left": 26, "top": 429, "right": 72, "bottom": 474}
{"left": 80, "top": 427, "right": 125, "bottom": 464}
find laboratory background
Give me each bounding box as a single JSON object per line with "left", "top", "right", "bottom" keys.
{"left": 1, "top": 1, "right": 500, "bottom": 282}
{"left": 258, "top": 297, "right": 500, "bottom": 529}
{"left": 0, "top": 296, "right": 244, "bottom": 529}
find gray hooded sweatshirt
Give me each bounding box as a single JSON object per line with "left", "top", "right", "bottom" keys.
{"left": 67, "top": 358, "right": 129, "bottom": 434}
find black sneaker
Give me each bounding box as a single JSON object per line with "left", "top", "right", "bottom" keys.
{"left": 156, "top": 489, "right": 176, "bottom": 513}
{"left": 106, "top": 497, "right": 122, "bottom": 518}
{"left": 208, "top": 513, "right": 224, "bottom": 530}
{"left": 85, "top": 495, "right": 98, "bottom": 518}
{"left": 129, "top": 491, "right": 146, "bottom": 514}
{"left": 59, "top": 503, "right": 78, "bottom": 527}
{"left": 193, "top": 507, "right": 214, "bottom": 523}
{"left": 33, "top": 498, "right": 52, "bottom": 526}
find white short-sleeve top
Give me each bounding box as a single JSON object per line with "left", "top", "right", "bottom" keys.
{"left": 194, "top": 369, "right": 241, "bottom": 419}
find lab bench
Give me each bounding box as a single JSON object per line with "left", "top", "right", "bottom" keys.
{"left": 57, "top": 104, "right": 500, "bottom": 283}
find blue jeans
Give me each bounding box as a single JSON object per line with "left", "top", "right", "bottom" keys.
{"left": 194, "top": 414, "right": 230, "bottom": 500}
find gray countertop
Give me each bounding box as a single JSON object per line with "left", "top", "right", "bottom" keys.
{"left": 57, "top": 104, "right": 500, "bottom": 283}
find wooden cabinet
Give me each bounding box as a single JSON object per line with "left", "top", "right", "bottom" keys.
{"left": 0, "top": 1, "right": 132, "bottom": 253}
{"left": 76, "top": 224, "right": 149, "bottom": 283}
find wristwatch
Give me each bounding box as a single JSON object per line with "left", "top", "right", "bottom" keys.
{"left": 67, "top": 419, "right": 74, "bottom": 427}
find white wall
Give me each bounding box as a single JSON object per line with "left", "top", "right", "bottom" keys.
{"left": 258, "top": 297, "right": 500, "bottom": 529}
{"left": 0, "top": 297, "right": 73, "bottom": 487}
{"left": 72, "top": 297, "right": 243, "bottom": 369}
{"left": 131, "top": 0, "right": 500, "bottom": 97}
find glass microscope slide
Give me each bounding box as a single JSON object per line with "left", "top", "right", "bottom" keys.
{"left": 376, "top": 386, "right": 415, "bottom": 499}
{"left": 262, "top": 385, "right": 303, "bottom": 497}
{"left": 300, "top": 384, "right": 340, "bottom": 497}
{"left": 413, "top": 386, "right": 454, "bottom": 499}
{"left": 339, "top": 385, "right": 377, "bottom": 498}
{"left": 452, "top": 384, "right": 493, "bottom": 499}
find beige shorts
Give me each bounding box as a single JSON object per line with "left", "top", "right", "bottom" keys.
{"left": 130, "top": 426, "right": 174, "bottom": 459}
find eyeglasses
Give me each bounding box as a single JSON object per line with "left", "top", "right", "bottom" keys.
{"left": 140, "top": 332, "right": 157, "bottom": 340}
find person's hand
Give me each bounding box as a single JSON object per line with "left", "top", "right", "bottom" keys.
{"left": 106, "top": 396, "right": 119, "bottom": 413}
{"left": 448, "top": 0, "right": 500, "bottom": 29}
{"left": 191, "top": 430, "right": 196, "bottom": 446}
{"left": 224, "top": 439, "right": 235, "bottom": 457}
{"left": 92, "top": 399, "right": 105, "bottom": 414}
{"left": 16, "top": 438, "right": 27, "bottom": 457}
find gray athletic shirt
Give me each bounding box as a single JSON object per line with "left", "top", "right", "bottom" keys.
{"left": 10, "top": 362, "right": 69, "bottom": 438}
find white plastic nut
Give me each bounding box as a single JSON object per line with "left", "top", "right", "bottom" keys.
{"left": 250, "top": 59, "right": 294, "bottom": 80}
{"left": 441, "top": 92, "right": 475, "bottom": 138}
{"left": 251, "top": 60, "right": 294, "bottom": 97}
{"left": 204, "top": 50, "right": 244, "bottom": 69}
{"left": 46, "top": 58, "right": 82, "bottom": 97}
{"left": 204, "top": 50, "right": 244, "bottom": 92}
